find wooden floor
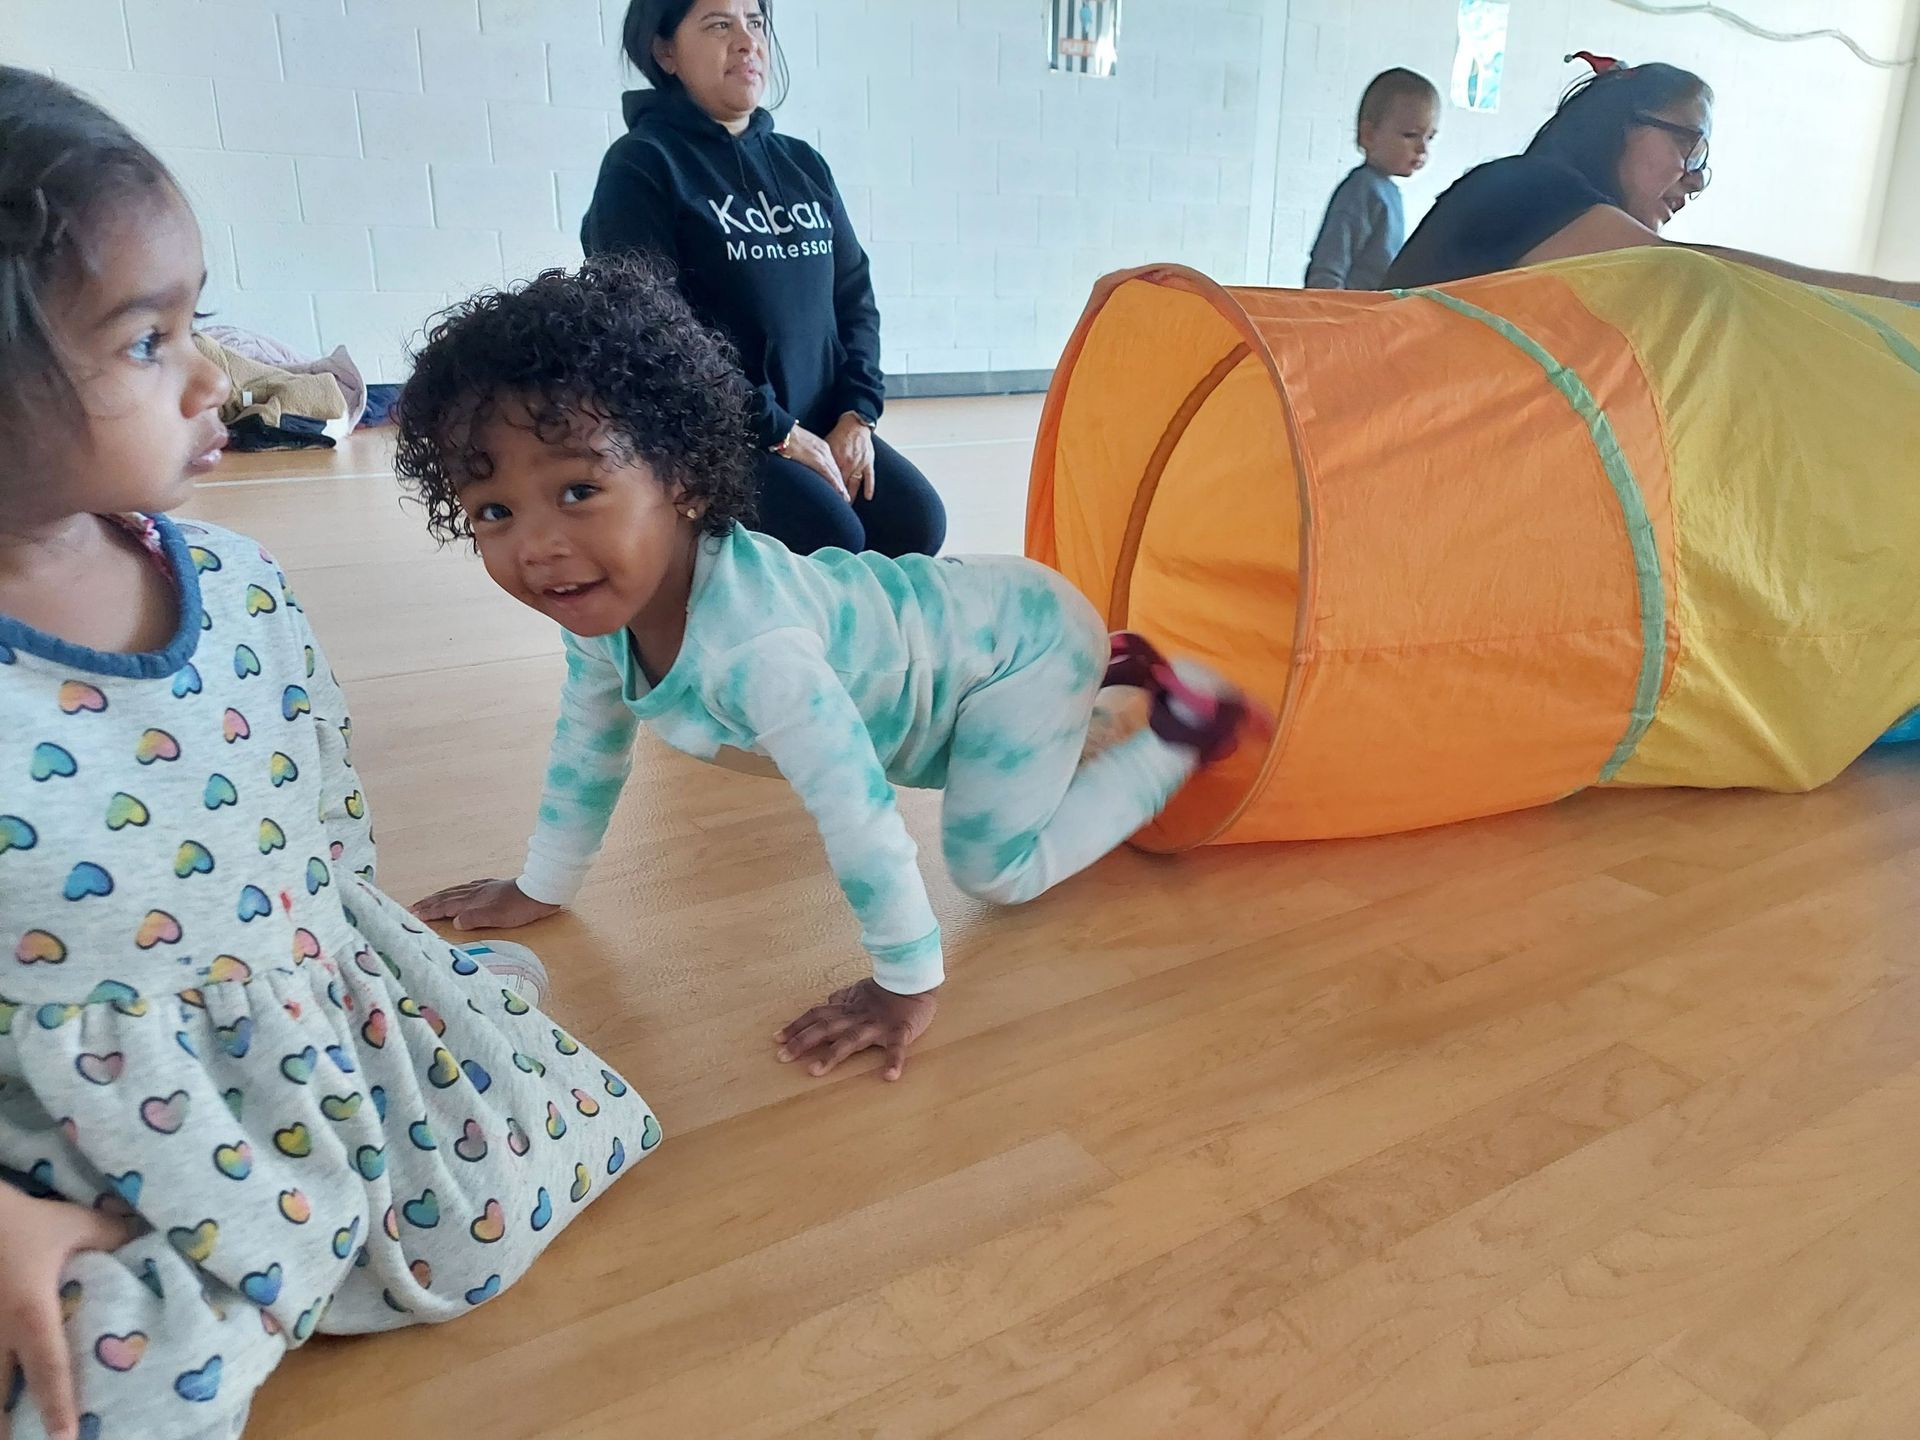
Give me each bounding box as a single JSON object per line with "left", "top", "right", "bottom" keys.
{"left": 188, "top": 400, "right": 1920, "bottom": 1440}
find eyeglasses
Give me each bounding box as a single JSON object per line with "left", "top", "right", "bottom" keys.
{"left": 1633, "top": 113, "right": 1712, "bottom": 189}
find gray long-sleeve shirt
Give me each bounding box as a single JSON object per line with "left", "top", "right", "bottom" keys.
{"left": 1304, "top": 164, "right": 1404, "bottom": 291}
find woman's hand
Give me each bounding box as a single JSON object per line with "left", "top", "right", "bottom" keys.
{"left": 781, "top": 424, "right": 849, "bottom": 501}
{"left": 0, "top": 1187, "right": 130, "bottom": 1440}
{"left": 826, "top": 414, "right": 877, "bottom": 501}
{"left": 775, "top": 978, "right": 939, "bottom": 1081}
{"left": 411, "top": 878, "right": 559, "bottom": 931}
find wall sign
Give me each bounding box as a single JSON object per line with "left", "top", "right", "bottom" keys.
{"left": 1049, "top": 0, "right": 1120, "bottom": 77}
{"left": 1452, "top": 0, "right": 1510, "bottom": 112}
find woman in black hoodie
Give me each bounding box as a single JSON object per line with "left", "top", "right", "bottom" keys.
{"left": 582, "top": 0, "right": 946, "bottom": 558}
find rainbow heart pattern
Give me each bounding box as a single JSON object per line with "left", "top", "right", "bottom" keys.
{"left": 273, "top": 1123, "right": 312, "bottom": 1159}
{"left": 270, "top": 751, "right": 299, "bottom": 786}
{"left": 104, "top": 793, "right": 148, "bottom": 830}
{"left": 258, "top": 818, "right": 286, "bottom": 853}
{"left": 30, "top": 741, "right": 76, "bottom": 780}
{"left": 465, "top": 1274, "right": 501, "bottom": 1306}
{"left": 203, "top": 772, "right": 238, "bottom": 809}
{"left": 572, "top": 1088, "right": 600, "bottom": 1118}
{"left": 545, "top": 1102, "right": 567, "bottom": 1140}
{"left": 606, "top": 1137, "right": 626, "bottom": 1175}
{"left": 453, "top": 1119, "right": 488, "bottom": 1163}
{"left": 278, "top": 1189, "right": 312, "bottom": 1225}
{"left": 402, "top": 1189, "right": 440, "bottom": 1229}
{"left": 63, "top": 862, "right": 113, "bottom": 900}
{"left": 173, "top": 1355, "right": 222, "bottom": 1403}
{"left": 93, "top": 1332, "right": 148, "bottom": 1373}
{"left": 640, "top": 1114, "right": 662, "bottom": 1151}
{"left": 469, "top": 1198, "right": 506, "bottom": 1243}
{"left": 173, "top": 841, "right": 215, "bottom": 878}
{"left": 136, "top": 910, "right": 183, "bottom": 949}
{"left": 206, "top": 954, "right": 251, "bottom": 983}
{"left": 171, "top": 663, "right": 203, "bottom": 698}
{"left": 134, "top": 728, "right": 180, "bottom": 764}
{"left": 58, "top": 680, "right": 107, "bottom": 715}
{"left": 281, "top": 685, "right": 310, "bottom": 719}
{"left": 233, "top": 644, "right": 261, "bottom": 679}
{"left": 212, "top": 1141, "right": 253, "bottom": 1180}
{"left": 222, "top": 707, "right": 251, "bottom": 742}
{"left": 167, "top": 1220, "right": 218, "bottom": 1264}
{"left": 15, "top": 930, "right": 65, "bottom": 965}
{"left": 426, "top": 1048, "right": 460, "bottom": 1089}
{"left": 139, "top": 1091, "right": 189, "bottom": 1134}
{"left": 75, "top": 1051, "right": 124, "bottom": 1085}
{"left": 530, "top": 1187, "right": 554, "bottom": 1231}
{"left": 361, "top": 1009, "right": 389, "bottom": 1048}
{"left": 569, "top": 1164, "right": 590, "bottom": 1204}
{"left": 237, "top": 884, "right": 272, "bottom": 921}
{"left": 244, "top": 584, "right": 277, "bottom": 615}
{"left": 239, "top": 1264, "right": 283, "bottom": 1306}
{"left": 320, "top": 1092, "right": 362, "bottom": 1122}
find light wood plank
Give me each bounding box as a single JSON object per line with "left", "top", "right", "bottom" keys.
{"left": 191, "top": 407, "right": 1920, "bottom": 1440}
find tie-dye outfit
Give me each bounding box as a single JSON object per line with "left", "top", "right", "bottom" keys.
{"left": 519, "top": 525, "right": 1198, "bottom": 994}
{"left": 0, "top": 516, "right": 657, "bottom": 1440}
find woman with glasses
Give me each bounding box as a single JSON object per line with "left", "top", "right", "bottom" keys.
{"left": 1385, "top": 61, "right": 1915, "bottom": 301}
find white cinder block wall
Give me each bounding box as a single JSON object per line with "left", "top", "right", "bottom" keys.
{"left": 2, "top": 0, "right": 1914, "bottom": 382}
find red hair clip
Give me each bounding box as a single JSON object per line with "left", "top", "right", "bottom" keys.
{"left": 1566, "top": 50, "right": 1625, "bottom": 73}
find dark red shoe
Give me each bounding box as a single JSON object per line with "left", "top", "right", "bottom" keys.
{"left": 1105, "top": 631, "right": 1259, "bottom": 765}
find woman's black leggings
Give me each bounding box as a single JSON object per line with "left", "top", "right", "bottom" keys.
{"left": 752, "top": 433, "right": 947, "bottom": 558}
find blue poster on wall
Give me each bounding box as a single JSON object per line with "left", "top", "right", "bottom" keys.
{"left": 1452, "top": 0, "right": 1510, "bottom": 111}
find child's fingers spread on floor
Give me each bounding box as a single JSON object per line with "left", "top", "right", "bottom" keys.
{"left": 882, "top": 1038, "right": 910, "bottom": 1081}
{"left": 810, "top": 1027, "right": 880, "bottom": 1077}
{"left": 778, "top": 1016, "right": 852, "bottom": 1063}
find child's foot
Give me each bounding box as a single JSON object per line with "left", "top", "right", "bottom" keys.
{"left": 1104, "top": 632, "right": 1265, "bottom": 765}
{"left": 454, "top": 940, "right": 550, "bottom": 1007}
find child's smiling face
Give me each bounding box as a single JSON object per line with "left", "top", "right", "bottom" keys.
{"left": 455, "top": 401, "right": 702, "bottom": 638}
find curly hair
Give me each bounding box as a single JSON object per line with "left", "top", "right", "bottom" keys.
{"left": 394, "top": 253, "right": 758, "bottom": 543}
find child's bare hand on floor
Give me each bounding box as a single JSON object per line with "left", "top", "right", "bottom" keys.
{"left": 411, "top": 878, "right": 559, "bottom": 931}
{"left": 776, "top": 979, "right": 939, "bottom": 1081}
{"left": 0, "top": 1185, "right": 131, "bottom": 1440}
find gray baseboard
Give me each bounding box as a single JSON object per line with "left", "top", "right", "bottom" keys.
{"left": 884, "top": 368, "right": 1054, "bottom": 400}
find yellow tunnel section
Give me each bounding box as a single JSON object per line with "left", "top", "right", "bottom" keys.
{"left": 1027, "top": 250, "right": 1920, "bottom": 851}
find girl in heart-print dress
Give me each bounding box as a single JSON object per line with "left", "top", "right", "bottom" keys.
{"left": 0, "top": 514, "right": 659, "bottom": 1439}
{"left": 0, "top": 68, "right": 656, "bottom": 1440}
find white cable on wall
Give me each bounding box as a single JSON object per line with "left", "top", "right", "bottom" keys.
{"left": 1602, "top": 0, "right": 1915, "bottom": 68}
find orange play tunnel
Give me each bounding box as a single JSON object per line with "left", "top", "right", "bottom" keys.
{"left": 1025, "top": 251, "right": 1920, "bottom": 852}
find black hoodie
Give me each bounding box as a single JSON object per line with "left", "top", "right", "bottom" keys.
{"left": 582, "top": 87, "right": 885, "bottom": 449}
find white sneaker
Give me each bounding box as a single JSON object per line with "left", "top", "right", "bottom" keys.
{"left": 453, "top": 940, "right": 550, "bottom": 1007}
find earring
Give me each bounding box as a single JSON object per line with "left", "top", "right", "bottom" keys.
{"left": 683, "top": 507, "right": 699, "bottom": 520}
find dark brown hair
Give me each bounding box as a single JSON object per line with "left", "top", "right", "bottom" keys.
{"left": 0, "top": 66, "right": 178, "bottom": 454}
{"left": 1528, "top": 63, "right": 1713, "bottom": 208}
{"left": 620, "top": 0, "right": 790, "bottom": 107}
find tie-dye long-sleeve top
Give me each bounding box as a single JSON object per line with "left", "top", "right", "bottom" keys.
{"left": 516, "top": 524, "right": 1094, "bottom": 995}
